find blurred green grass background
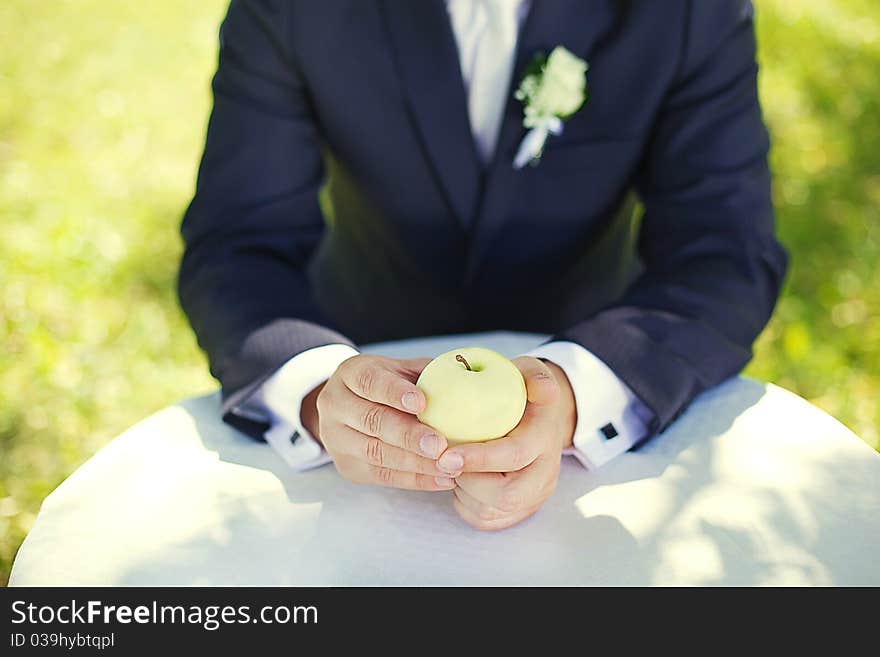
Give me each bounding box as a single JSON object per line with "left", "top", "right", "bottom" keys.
{"left": 1, "top": 0, "right": 878, "bottom": 585}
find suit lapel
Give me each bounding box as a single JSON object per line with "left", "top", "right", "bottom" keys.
{"left": 378, "top": 0, "right": 482, "bottom": 230}
{"left": 466, "top": 0, "right": 620, "bottom": 281}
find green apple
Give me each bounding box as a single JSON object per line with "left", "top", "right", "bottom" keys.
{"left": 416, "top": 347, "right": 527, "bottom": 445}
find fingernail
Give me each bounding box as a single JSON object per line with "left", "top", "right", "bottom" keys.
{"left": 419, "top": 434, "right": 440, "bottom": 457}
{"left": 435, "top": 476, "right": 455, "bottom": 488}
{"left": 402, "top": 391, "right": 420, "bottom": 412}
{"left": 438, "top": 452, "right": 464, "bottom": 473}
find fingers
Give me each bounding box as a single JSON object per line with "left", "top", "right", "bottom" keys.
{"left": 318, "top": 354, "right": 459, "bottom": 491}
{"left": 334, "top": 392, "right": 448, "bottom": 458}
{"left": 453, "top": 485, "right": 506, "bottom": 522}
{"left": 452, "top": 453, "right": 561, "bottom": 530}
{"left": 326, "top": 424, "right": 458, "bottom": 478}
{"left": 456, "top": 457, "right": 558, "bottom": 512}
{"left": 440, "top": 404, "right": 549, "bottom": 473}
{"left": 339, "top": 356, "right": 426, "bottom": 414}
{"left": 456, "top": 472, "right": 514, "bottom": 512}
{"left": 512, "top": 356, "right": 560, "bottom": 406}
{"left": 452, "top": 488, "right": 540, "bottom": 531}
{"left": 338, "top": 452, "right": 457, "bottom": 491}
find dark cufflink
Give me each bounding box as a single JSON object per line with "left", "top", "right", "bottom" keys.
{"left": 290, "top": 430, "right": 301, "bottom": 445}
{"left": 599, "top": 423, "right": 618, "bottom": 440}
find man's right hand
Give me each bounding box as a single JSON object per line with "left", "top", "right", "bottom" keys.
{"left": 302, "top": 354, "right": 459, "bottom": 491}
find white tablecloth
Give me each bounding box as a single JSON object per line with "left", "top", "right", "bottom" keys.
{"left": 10, "top": 332, "right": 880, "bottom": 586}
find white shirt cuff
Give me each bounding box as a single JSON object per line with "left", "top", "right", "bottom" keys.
{"left": 243, "top": 343, "right": 359, "bottom": 471}
{"left": 525, "top": 341, "right": 654, "bottom": 470}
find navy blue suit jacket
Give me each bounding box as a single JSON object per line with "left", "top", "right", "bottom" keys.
{"left": 179, "top": 0, "right": 787, "bottom": 442}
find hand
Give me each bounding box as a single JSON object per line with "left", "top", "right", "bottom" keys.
{"left": 303, "top": 354, "right": 459, "bottom": 491}
{"left": 438, "top": 357, "right": 577, "bottom": 530}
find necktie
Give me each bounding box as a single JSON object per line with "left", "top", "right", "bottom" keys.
{"left": 448, "top": 0, "right": 521, "bottom": 164}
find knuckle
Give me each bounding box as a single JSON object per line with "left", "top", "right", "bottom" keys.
{"left": 402, "top": 424, "right": 421, "bottom": 452}
{"left": 381, "top": 375, "right": 399, "bottom": 405}
{"left": 315, "top": 387, "right": 331, "bottom": 415}
{"left": 356, "top": 365, "right": 377, "bottom": 397}
{"left": 375, "top": 466, "right": 395, "bottom": 486}
{"left": 317, "top": 422, "right": 334, "bottom": 448}
{"left": 477, "top": 505, "right": 499, "bottom": 522}
{"left": 333, "top": 457, "right": 357, "bottom": 482}
{"left": 336, "top": 355, "right": 357, "bottom": 377}
{"left": 363, "top": 437, "right": 385, "bottom": 466}
{"left": 361, "top": 404, "right": 386, "bottom": 436}
{"left": 454, "top": 500, "right": 492, "bottom": 530}
{"left": 498, "top": 486, "right": 522, "bottom": 513}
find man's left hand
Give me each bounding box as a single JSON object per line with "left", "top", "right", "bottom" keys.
{"left": 437, "top": 357, "right": 577, "bottom": 530}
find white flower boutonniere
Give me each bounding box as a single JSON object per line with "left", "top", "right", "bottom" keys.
{"left": 513, "top": 46, "right": 589, "bottom": 169}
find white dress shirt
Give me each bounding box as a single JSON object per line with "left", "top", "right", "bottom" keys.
{"left": 245, "top": 0, "right": 653, "bottom": 471}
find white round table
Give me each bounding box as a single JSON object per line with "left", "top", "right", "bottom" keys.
{"left": 10, "top": 332, "right": 880, "bottom": 586}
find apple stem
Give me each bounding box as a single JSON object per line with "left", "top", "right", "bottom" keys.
{"left": 455, "top": 354, "right": 473, "bottom": 371}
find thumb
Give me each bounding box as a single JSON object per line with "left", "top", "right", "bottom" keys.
{"left": 513, "top": 356, "right": 560, "bottom": 406}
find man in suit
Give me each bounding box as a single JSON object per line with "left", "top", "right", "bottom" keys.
{"left": 179, "top": 0, "right": 787, "bottom": 529}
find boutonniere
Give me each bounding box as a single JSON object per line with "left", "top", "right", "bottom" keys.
{"left": 513, "top": 46, "right": 589, "bottom": 169}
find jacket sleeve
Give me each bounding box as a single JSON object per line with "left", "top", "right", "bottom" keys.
{"left": 555, "top": 0, "right": 788, "bottom": 436}
{"left": 178, "top": 0, "right": 355, "bottom": 438}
